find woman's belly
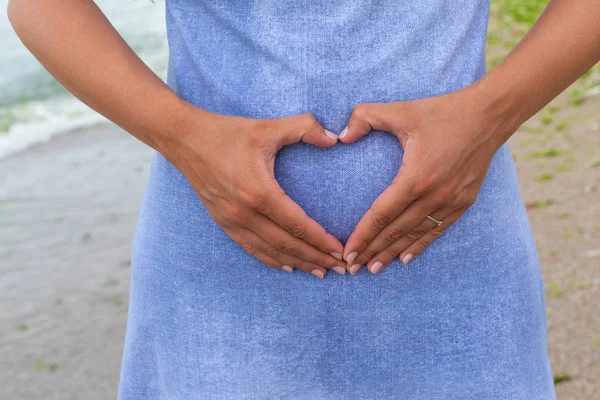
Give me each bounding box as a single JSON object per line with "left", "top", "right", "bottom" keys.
{"left": 274, "top": 130, "right": 402, "bottom": 242}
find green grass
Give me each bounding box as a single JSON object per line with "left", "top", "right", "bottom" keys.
{"left": 555, "top": 120, "right": 569, "bottom": 132}
{"left": 527, "top": 199, "right": 554, "bottom": 209}
{"left": 569, "top": 281, "right": 593, "bottom": 290}
{"left": 556, "top": 163, "right": 572, "bottom": 172}
{"left": 535, "top": 172, "right": 554, "bottom": 181}
{"left": 491, "top": 0, "right": 549, "bottom": 26}
{"left": 569, "top": 87, "right": 585, "bottom": 106}
{"left": 553, "top": 373, "right": 573, "bottom": 385}
{"left": 547, "top": 282, "right": 563, "bottom": 298}
{"left": 527, "top": 148, "right": 565, "bottom": 159}
{"left": 541, "top": 114, "right": 553, "bottom": 126}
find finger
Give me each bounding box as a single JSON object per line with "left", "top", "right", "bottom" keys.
{"left": 224, "top": 226, "right": 294, "bottom": 273}
{"left": 250, "top": 212, "right": 346, "bottom": 275}
{"left": 352, "top": 203, "right": 451, "bottom": 270}
{"left": 257, "top": 177, "right": 345, "bottom": 258}
{"left": 364, "top": 208, "right": 454, "bottom": 274}
{"left": 276, "top": 113, "right": 338, "bottom": 148}
{"left": 338, "top": 102, "right": 399, "bottom": 144}
{"left": 343, "top": 172, "right": 418, "bottom": 268}
{"left": 398, "top": 209, "right": 465, "bottom": 265}
{"left": 237, "top": 227, "right": 329, "bottom": 278}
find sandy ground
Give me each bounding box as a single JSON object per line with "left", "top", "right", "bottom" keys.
{"left": 0, "top": 124, "right": 153, "bottom": 399}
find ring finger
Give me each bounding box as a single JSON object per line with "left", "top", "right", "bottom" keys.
{"left": 365, "top": 208, "right": 455, "bottom": 274}
{"left": 348, "top": 197, "right": 440, "bottom": 273}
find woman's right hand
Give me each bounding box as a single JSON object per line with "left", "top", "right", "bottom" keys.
{"left": 158, "top": 104, "right": 346, "bottom": 278}
{"left": 7, "top": 0, "right": 341, "bottom": 278}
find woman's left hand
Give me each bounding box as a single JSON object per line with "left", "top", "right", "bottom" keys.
{"left": 339, "top": 87, "right": 509, "bottom": 274}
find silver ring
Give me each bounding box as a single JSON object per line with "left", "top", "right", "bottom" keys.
{"left": 426, "top": 215, "right": 443, "bottom": 227}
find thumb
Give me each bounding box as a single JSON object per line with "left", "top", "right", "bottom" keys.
{"left": 275, "top": 113, "right": 338, "bottom": 149}
{"left": 339, "top": 102, "right": 400, "bottom": 144}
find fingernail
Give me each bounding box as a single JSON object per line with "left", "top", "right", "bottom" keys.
{"left": 332, "top": 266, "right": 346, "bottom": 275}
{"left": 330, "top": 252, "right": 343, "bottom": 260}
{"left": 346, "top": 251, "right": 358, "bottom": 264}
{"left": 324, "top": 129, "right": 338, "bottom": 141}
{"left": 401, "top": 253, "right": 414, "bottom": 265}
{"left": 371, "top": 261, "right": 383, "bottom": 274}
{"left": 349, "top": 264, "right": 361, "bottom": 275}
{"left": 311, "top": 269, "right": 325, "bottom": 279}
{"left": 281, "top": 265, "right": 293, "bottom": 273}
{"left": 339, "top": 126, "right": 348, "bottom": 139}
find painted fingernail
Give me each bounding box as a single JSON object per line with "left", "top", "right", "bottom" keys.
{"left": 401, "top": 253, "right": 414, "bottom": 265}
{"left": 346, "top": 251, "right": 358, "bottom": 264}
{"left": 311, "top": 269, "right": 325, "bottom": 279}
{"left": 332, "top": 266, "right": 346, "bottom": 275}
{"left": 339, "top": 126, "right": 348, "bottom": 139}
{"left": 325, "top": 129, "right": 338, "bottom": 141}
{"left": 330, "top": 252, "right": 343, "bottom": 260}
{"left": 282, "top": 265, "right": 293, "bottom": 273}
{"left": 349, "top": 264, "right": 361, "bottom": 275}
{"left": 371, "top": 261, "right": 383, "bottom": 274}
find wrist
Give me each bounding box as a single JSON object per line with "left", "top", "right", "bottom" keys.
{"left": 152, "top": 96, "right": 214, "bottom": 157}
{"left": 466, "top": 68, "right": 530, "bottom": 151}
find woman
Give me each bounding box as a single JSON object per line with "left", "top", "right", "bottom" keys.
{"left": 9, "top": 0, "right": 599, "bottom": 398}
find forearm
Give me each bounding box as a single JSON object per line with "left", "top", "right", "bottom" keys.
{"left": 7, "top": 0, "right": 203, "bottom": 151}
{"left": 472, "top": 0, "right": 600, "bottom": 148}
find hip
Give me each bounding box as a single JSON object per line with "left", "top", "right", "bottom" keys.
{"left": 133, "top": 135, "right": 536, "bottom": 272}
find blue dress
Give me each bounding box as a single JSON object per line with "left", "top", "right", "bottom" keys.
{"left": 118, "top": 1, "right": 556, "bottom": 399}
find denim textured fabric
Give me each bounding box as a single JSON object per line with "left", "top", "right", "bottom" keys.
{"left": 118, "top": 1, "right": 556, "bottom": 399}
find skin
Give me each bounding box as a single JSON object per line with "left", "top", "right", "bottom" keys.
{"left": 7, "top": 0, "right": 346, "bottom": 278}
{"left": 340, "top": 0, "right": 600, "bottom": 274}
{"left": 8, "top": 1, "right": 600, "bottom": 278}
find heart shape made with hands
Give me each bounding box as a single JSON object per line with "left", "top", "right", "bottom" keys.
{"left": 274, "top": 93, "right": 498, "bottom": 276}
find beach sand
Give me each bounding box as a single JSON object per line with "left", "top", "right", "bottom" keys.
{"left": 0, "top": 97, "right": 598, "bottom": 399}
{"left": 0, "top": 123, "right": 153, "bottom": 399}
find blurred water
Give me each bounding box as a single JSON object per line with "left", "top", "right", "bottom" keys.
{"left": 0, "top": 0, "right": 168, "bottom": 159}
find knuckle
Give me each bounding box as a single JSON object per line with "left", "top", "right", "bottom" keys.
{"left": 382, "top": 247, "right": 399, "bottom": 260}
{"left": 357, "top": 250, "right": 374, "bottom": 265}
{"left": 406, "top": 229, "right": 424, "bottom": 241}
{"left": 279, "top": 240, "right": 302, "bottom": 257}
{"left": 300, "top": 114, "right": 319, "bottom": 132}
{"left": 239, "top": 189, "right": 268, "bottom": 212}
{"left": 413, "top": 226, "right": 428, "bottom": 238}
{"left": 417, "top": 238, "right": 430, "bottom": 250}
{"left": 456, "top": 189, "right": 477, "bottom": 207}
{"left": 432, "top": 186, "right": 453, "bottom": 207}
{"left": 412, "top": 179, "right": 432, "bottom": 197}
{"left": 431, "top": 226, "right": 445, "bottom": 238}
{"left": 315, "top": 255, "right": 332, "bottom": 267}
{"left": 354, "top": 231, "right": 372, "bottom": 247}
{"left": 224, "top": 203, "right": 250, "bottom": 225}
{"left": 352, "top": 104, "right": 370, "bottom": 121}
{"left": 261, "top": 244, "right": 280, "bottom": 259}
{"left": 240, "top": 241, "right": 256, "bottom": 255}
{"left": 386, "top": 225, "right": 409, "bottom": 242}
{"left": 371, "top": 210, "right": 393, "bottom": 231}
{"left": 287, "top": 220, "right": 309, "bottom": 240}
